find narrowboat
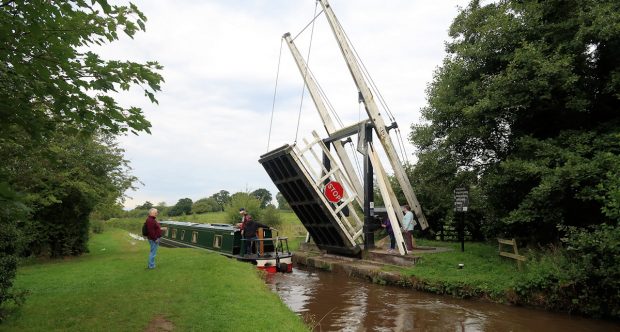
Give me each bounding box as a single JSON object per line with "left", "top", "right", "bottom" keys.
{"left": 159, "top": 220, "right": 293, "bottom": 273}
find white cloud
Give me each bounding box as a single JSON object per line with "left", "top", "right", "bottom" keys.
{"left": 100, "top": 0, "right": 467, "bottom": 208}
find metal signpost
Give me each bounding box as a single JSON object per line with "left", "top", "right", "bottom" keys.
{"left": 454, "top": 187, "right": 469, "bottom": 252}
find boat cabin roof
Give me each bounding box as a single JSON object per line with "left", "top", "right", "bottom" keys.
{"left": 160, "top": 220, "right": 237, "bottom": 231}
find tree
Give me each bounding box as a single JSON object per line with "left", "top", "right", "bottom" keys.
{"left": 0, "top": 0, "right": 162, "bottom": 311}
{"left": 135, "top": 201, "right": 154, "bottom": 210}
{"left": 262, "top": 206, "right": 282, "bottom": 228}
{"left": 3, "top": 130, "right": 138, "bottom": 257}
{"left": 275, "top": 192, "right": 291, "bottom": 210}
{"left": 210, "top": 190, "right": 231, "bottom": 211}
{"left": 168, "top": 198, "right": 193, "bottom": 217}
{"left": 225, "top": 193, "right": 262, "bottom": 224}
{"left": 192, "top": 197, "right": 220, "bottom": 214}
{"left": 411, "top": 0, "right": 620, "bottom": 243}
{"left": 251, "top": 188, "right": 272, "bottom": 209}
{"left": 0, "top": 1, "right": 163, "bottom": 139}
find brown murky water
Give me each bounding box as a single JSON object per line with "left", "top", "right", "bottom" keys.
{"left": 266, "top": 266, "right": 620, "bottom": 332}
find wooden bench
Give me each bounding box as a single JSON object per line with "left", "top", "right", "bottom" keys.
{"left": 498, "top": 238, "right": 526, "bottom": 269}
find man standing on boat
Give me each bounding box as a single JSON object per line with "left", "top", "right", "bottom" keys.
{"left": 239, "top": 208, "right": 271, "bottom": 256}
{"left": 145, "top": 208, "right": 165, "bottom": 269}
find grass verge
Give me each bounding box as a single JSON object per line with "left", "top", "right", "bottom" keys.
{"left": 396, "top": 239, "right": 522, "bottom": 300}
{"left": 3, "top": 228, "right": 307, "bottom": 332}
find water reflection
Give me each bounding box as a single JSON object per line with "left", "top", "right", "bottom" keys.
{"left": 267, "top": 266, "right": 620, "bottom": 332}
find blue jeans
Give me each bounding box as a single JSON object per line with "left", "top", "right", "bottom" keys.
{"left": 148, "top": 239, "right": 159, "bottom": 268}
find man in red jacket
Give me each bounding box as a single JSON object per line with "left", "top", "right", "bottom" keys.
{"left": 146, "top": 208, "right": 163, "bottom": 269}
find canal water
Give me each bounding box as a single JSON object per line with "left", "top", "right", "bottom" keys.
{"left": 266, "top": 265, "right": 620, "bottom": 332}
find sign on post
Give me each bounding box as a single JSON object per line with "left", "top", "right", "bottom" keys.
{"left": 454, "top": 187, "right": 469, "bottom": 252}
{"left": 324, "top": 181, "right": 344, "bottom": 203}
{"left": 454, "top": 187, "right": 469, "bottom": 212}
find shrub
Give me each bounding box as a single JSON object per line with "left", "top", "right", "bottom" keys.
{"left": 91, "top": 220, "right": 105, "bottom": 234}
{"left": 261, "top": 206, "right": 282, "bottom": 228}
{"left": 225, "top": 193, "right": 262, "bottom": 224}
{"left": 0, "top": 197, "right": 28, "bottom": 319}
{"left": 515, "top": 224, "right": 620, "bottom": 318}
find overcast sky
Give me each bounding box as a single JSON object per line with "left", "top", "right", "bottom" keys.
{"left": 100, "top": 0, "right": 469, "bottom": 209}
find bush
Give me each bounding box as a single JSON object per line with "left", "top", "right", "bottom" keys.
{"left": 261, "top": 206, "right": 282, "bottom": 228}
{"left": 106, "top": 217, "right": 143, "bottom": 234}
{"left": 23, "top": 188, "right": 94, "bottom": 257}
{"left": 91, "top": 220, "right": 105, "bottom": 234}
{"left": 225, "top": 193, "right": 262, "bottom": 224}
{"left": 0, "top": 197, "right": 28, "bottom": 319}
{"left": 122, "top": 209, "right": 150, "bottom": 218}
{"left": 515, "top": 224, "right": 620, "bottom": 318}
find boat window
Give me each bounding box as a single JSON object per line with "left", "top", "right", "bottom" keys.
{"left": 192, "top": 231, "right": 198, "bottom": 243}
{"left": 214, "top": 235, "right": 222, "bottom": 248}
{"left": 165, "top": 228, "right": 169, "bottom": 237}
{"left": 181, "top": 230, "right": 185, "bottom": 240}
{"left": 171, "top": 229, "right": 177, "bottom": 239}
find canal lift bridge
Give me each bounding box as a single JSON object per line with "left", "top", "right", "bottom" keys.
{"left": 260, "top": 0, "right": 429, "bottom": 257}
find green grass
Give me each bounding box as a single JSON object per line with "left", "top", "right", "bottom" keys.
{"left": 396, "top": 239, "right": 522, "bottom": 297}
{"left": 3, "top": 228, "right": 307, "bottom": 332}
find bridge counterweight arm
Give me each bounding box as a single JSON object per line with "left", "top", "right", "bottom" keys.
{"left": 317, "top": 0, "right": 428, "bottom": 229}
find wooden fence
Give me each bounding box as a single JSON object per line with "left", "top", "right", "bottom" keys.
{"left": 498, "top": 238, "right": 526, "bottom": 269}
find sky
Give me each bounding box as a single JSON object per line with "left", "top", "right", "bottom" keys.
{"left": 99, "top": 0, "right": 469, "bottom": 209}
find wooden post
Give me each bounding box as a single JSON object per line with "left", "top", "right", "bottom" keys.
{"left": 258, "top": 227, "right": 264, "bottom": 257}
{"left": 498, "top": 238, "right": 526, "bottom": 270}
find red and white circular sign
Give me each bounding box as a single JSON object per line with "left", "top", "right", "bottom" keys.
{"left": 324, "top": 181, "right": 344, "bottom": 203}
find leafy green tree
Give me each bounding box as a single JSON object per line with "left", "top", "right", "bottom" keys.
{"left": 275, "top": 192, "right": 291, "bottom": 210}
{"left": 168, "top": 198, "right": 193, "bottom": 217}
{"left": 0, "top": 192, "right": 28, "bottom": 319}
{"left": 411, "top": 0, "right": 620, "bottom": 243}
{"left": 225, "top": 193, "right": 262, "bottom": 224}
{"left": 0, "top": 0, "right": 163, "bottom": 139}
{"left": 210, "top": 190, "right": 231, "bottom": 211}
{"left": 3, "top": 131, "right": 138, "bottom": 257}
{"left": 135, "top": 201, "right": 154, "bottom": 210}
{"left": 0, "top": 0, "right": 162, "bottom": 311}
{"left": 251, "top": 188, "right": 272, "bottom": 209}
{"left": 261, "top": 206, "right": 282, "bottom": 228}
{"left": 192, "top": 197, "right": 219, "bottom": 214}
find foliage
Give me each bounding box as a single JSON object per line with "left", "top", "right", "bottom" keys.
{"left": 515, "top": 224, "right": 620, "bottom": 318}
{"left": 3, "top": 132, "right": 138, "bottom": 257}
{"left": 89, "top": 200, "right": 125, "bottom": 221}
{"left": 261, "top": 206, "right": 282, "bottom": 228}
{"left": 210, "top": 190, "right": 231, "bottom": 211}
{"left": 0, "top": 0, "right": 162, "bottom": 310}
{"left": 91, "top": 220, "right": 105, "bottom": 234}
{"left": 225, "top": 193, "right": 262, "bottom": 224}
{"left": 122, "top": 208, "right": 150, "bottom": 219}
{"left": 0, "top": 193, "right": 28, "bottom": 320}
{"left": 106, "top": 217, "right": 143, "bottom": 234}
{"left": 192, "top": 197, "right": 220, "bottom": 214}
{"left": 276, "top": 192, "right": 291, "bottom": 210}
{"left": 167, "top": 198, "right": 192, "bottom": 217}
{"left": 411, "top": 0, "right": 620, "bottom": 243}
{"left": 0, "top": 0, "right": 163, "bottom": 138}
{"left": 134, "top": 201, "right": 154, "bottom": 210}
{"left": 251, "top": 188, "right": 273, "bottom": 209}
